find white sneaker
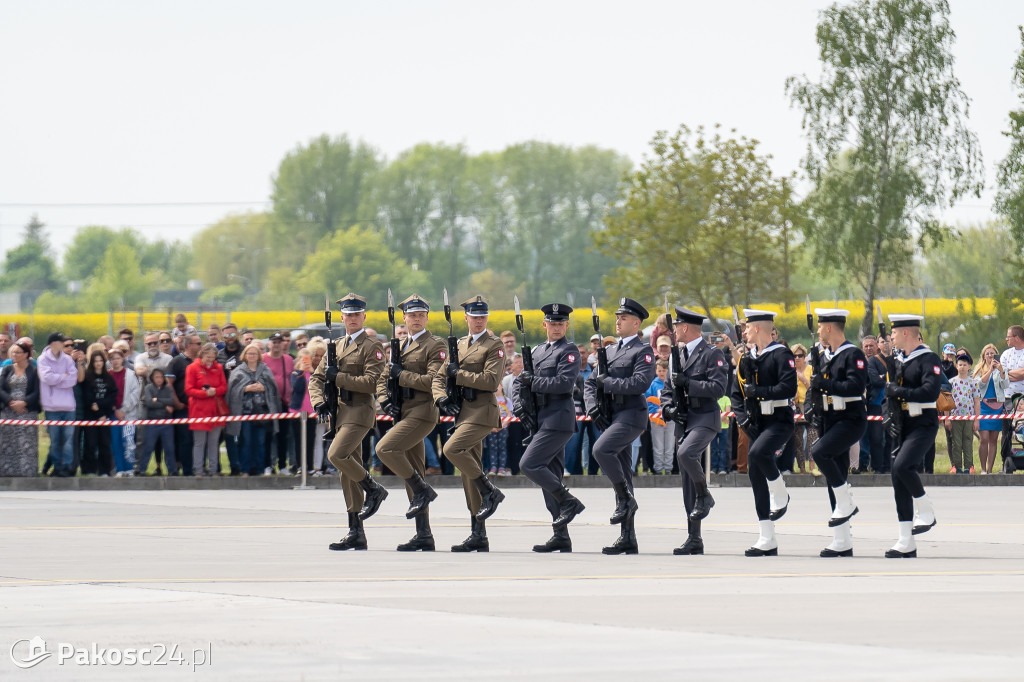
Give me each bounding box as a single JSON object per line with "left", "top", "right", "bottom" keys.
{"left": 263, "top": 467, "right": 273, "bottom": 477}
{"left": 279, "top": 466, "right": 293, "bottom": 476}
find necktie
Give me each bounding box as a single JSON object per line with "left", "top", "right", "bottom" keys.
{"left": 683, "top": 345, "right": 690, "bottom": 362}
{"left": 343, "top": 336, "right": 350, "bottom": 350}
{"left": 402, "top": 338, "right": 409, "bottom": 352}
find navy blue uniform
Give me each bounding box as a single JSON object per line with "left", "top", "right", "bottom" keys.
{"left": 888, "top": 346, "right": 941, "bottom": 521}
{"left": 512, "top": 337, "right": 580, "bottom": 518}
{"left": 731, "top": 343, "right": 797, "bottom": 521}
{"left": 811, "top": 342, "right": 869, "bottom": 492}
{"left": 584, "top": 336, "right": 656, "bottom": 488}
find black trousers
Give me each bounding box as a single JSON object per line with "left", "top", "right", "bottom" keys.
{"left": 173, "top": 408, "right": 193, "bottom": 476}
{"left": 1001, "top": 417, "right": 1015, "bottom": 472}
{"left": 892, "top": 424, "right": 934, "bottom": 521}
{"left": 865, "top": 405, "right": 886, "bottom": 472}
{"left": 812, "top": 418, "right": 866, "bottom": 489}
{"left": 747, "top": 421, "right": 792, "bottom": 521}
{"left": 82, "top": 422, "right": 112, "bottom": 476}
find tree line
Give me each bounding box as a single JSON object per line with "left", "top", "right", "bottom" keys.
{"left": 2, "top": 1, "right": 1022, "bottom": 328}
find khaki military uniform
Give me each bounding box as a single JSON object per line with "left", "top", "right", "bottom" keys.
{"left": 431, "top": 332, "right": 505, "bottom": 514}
{"left": 309, "top": 331, "right": 385, "bottom": 512}
{"left": 375, "top": 332, "right": 447, "bottom": 499}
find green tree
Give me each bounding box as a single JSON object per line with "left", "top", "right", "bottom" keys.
{"left": 598, "top": 125, "right": 798, "bottom": 321}
{"left": 293, "top": 225, "right": 429, "bottom": 309}
{"left": 0, "top": 214, "right": 59, "bottom": 291}
{"left": 368, "top": 143, "right": 483, "bottom": 292}
{"left": 995, "top": 25, "right": 1024, "bottom": 288}
{"left": 88, "top": 242, "right": 157, "bottom": 309}
{"left": 64, "top": 226, "right": 193, "bottom": 287}
{"left": 478, "top": 142, "right": 630, "bottom": 307}
{"left": 271, "top": 134, "right": 381, "bottom": 266}
{"left": 921, "top": 221, "right": 1016, "bottom": 297}
{"left": 191, "top": 212, "right": 275, "bottom": 291}
{"left": 787, "top": 0, "right": 983, "bottom": 337}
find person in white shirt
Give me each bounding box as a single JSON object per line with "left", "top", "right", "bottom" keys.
{"left": 998, "top": 325, "right": 1024, "bottom": 470}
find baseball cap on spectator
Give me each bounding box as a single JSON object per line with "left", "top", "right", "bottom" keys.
{"left": 942, "top": 343, "right": 956, "bottom": 355}
{"left": 268, "top": 332, "right": 284, "bottom": 342}
{"left": 656, "top": 336, "right": 672, "bottom": 348}
{"left": 47, "top": 332, "right": 66, "bottom": 345}
{"left": 590, "top": 334, "right": 601, "bottom": 342}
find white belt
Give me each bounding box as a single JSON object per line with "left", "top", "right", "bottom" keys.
{"left": 759, "top": 399, "right": 790, "bottom": 415}
{"left": 823, "top": 395, "right": 862, "bottom": 411}
{"left": 902, "top": 401, "right": 937, "bottom": 417}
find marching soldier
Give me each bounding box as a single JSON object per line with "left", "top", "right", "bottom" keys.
{"left": 511, "top": 302, "right": 586, "bottom": 553}
{"left": 884, "top": 313, "right": 940, "bottom": 558}
{"left": 308, "top": 294, "right": 388, "bottom": 551}
{"left": 659, "top": 307, "right": 728, "bottom": 555}
{"left": 431, "top": 295, "right": 507, "bottom": 552}
{"left": 583, "top": 297, "right": 656, "bottom": 555}
{"left": 374, "top": 295, "right": 447, "bottom": 552}
{"left": 809, "top": 309, "right": 868, "bottom": 557}
{"left": 731, "top": 309, "right": 796, "bottom": 557}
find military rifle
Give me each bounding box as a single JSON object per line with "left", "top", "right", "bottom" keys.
{"left": 514, "top": 294, "right": 539, "bottom": 444}
{"left": 442, "top": 288, "right": 463, "bottom": 414}
{"left": 322, "top": 296, "right": 340, "bottom": 442}
{"left": 591, "top": 297, "right": 614, "bottom": 424}
{"left": 386, "top": 289, "right": 404, "bottom": 417}
{"left": 805, "top": 295, "right": 824, "bottom": 433}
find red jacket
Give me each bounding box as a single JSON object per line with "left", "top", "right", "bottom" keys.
{"left": 186, "top": 359, "right": 227, "bottom": 431}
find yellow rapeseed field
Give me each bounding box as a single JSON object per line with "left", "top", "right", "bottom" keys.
{"left": 2, "top": 298, "right": 1004, "bottom": 345}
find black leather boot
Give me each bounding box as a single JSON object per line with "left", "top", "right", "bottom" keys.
{"left": 551, "top": 486, "right": 586, "bottom": 528}
{"left": 609, "top": 481, "right": 638, "bottom": 524}
{"left": 404, "top": 472, "right": 438, "bottom": 519}
{"left": 397, "top": 509, "right": 435, "bottom": 552}
{"left": 451, "top": 517, "right": 489, "bottom": 552}
{"left": 473, "top": 476, "right": 505, "bottom": 521}
{"left": 329, "top": 512, "right": 367, "bottom": 551}
{"left": 357, "top": 473, "right": 389, "bottom": 520}
{"left": 674, "top": 518, "right": 704, "bottom": 555}
{"left": 689, "top": 487, "right": 715, "bottom": 522}
{"left": 602, "top": 514, "right": 639, "bottom": 555}
{"left": 533, "top": 524, "right": 572, "bottom": 553}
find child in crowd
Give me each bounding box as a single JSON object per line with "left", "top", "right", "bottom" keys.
{"left": 647, "top": 359, "right": 672, "bottom": 474}
{"left": 136, "top": 368, "right": 176, "bottom": 475}
{"left": 711, "top": 394, "right": 731, "bottom": 474}
{"left": 485, "top": 382, "right": 510, "bottom": 476}
{"left": 947, "top": 354, "right": 980, "bottom": 474}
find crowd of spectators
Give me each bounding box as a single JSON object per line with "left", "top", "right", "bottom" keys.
{"left": 2, "top": 313, "right": 1024, "bottom": 479}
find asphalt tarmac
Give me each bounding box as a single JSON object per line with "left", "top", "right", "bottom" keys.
{"left": 1, "top": 485, "right": 1021, "bottom": 680}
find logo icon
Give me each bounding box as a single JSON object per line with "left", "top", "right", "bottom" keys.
{"left": 552, "top": 304, "right": 559, "bottom": 314}
{"left": 10, "top": 636, "right": 52, "bottom": 669}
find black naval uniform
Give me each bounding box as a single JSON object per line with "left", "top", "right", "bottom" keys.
{"left": 731, "top": 342, "right": 797, "bottom": 522}
{"left": 511, "top": 315, "right": 586, "bottom": 552}
{"left": 583, "top": 298, "right": 656, "bottom": 555}
{"left": 887, "top": 345, "right": 941, "bottom": 522}
{"left": 810, "top": 341, "right": 869, "bottom": 492}
{"left": 659, "top": 324, "right": 728, "bottom": 555}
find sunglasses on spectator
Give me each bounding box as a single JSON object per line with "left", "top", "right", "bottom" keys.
{"left": 296, "top": 342, "right": 307, "bottom": 348}
{"left": 190, "top": 340, "right": 202, "bottom": 346}
{"left": 145, "top": 341, "right": 158, "bottom": 347}
{"left": 159, "top": 339, "right": 172, "bottom": 344}
{"left": 63, "top": 342, "right": 74, "bottom": 348}
{"left": 794, "top": 353, "right": 805, "bottom": 358}
{"left": 223, "top": 333, "right": 238, "bottom": 339}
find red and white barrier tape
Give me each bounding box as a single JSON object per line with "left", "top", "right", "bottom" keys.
{"left": 5, "top": 411, "right": 1022, "bottom": 428}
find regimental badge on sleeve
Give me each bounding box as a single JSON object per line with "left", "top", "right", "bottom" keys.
{"left": 375, "top": 350, "right": 383, "bottom": 361}
{"left": 717, "top": 359, "right": 724, "bottom": 367}
{"left": 644, "top": 354, "right": 653, "bottom": 364}
{"left": 788, "top": 359, "right": 796, "bottom": 368}
{"left": 439, "top": 350, "right": 447, "bottom": 360}
{"left": 933, "top": 365, "right": 941, "bottom": 375}
{"left": 856, "top": 359, "right": 865, "bottom": 369}
{"left": 568, "top": 354, "right": 576, "bottom": 364}
{"left": 498, "top": 349, "right": 504, "bottom": 358}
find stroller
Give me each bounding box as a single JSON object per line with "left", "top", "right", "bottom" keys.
{"left": 1007, "top": 394, "right": 1024, "bottom": 473}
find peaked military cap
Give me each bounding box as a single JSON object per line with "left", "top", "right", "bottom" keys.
{"left": 398, "top": 294, "right": 430, "bottom": 313}
{"left": 815, "top": 308, "right": 849, "bottom": 324}
{"left": 336, "top": 293, "right": 367, "bottom": 313}
{"left": 743, "top": 308, "right": 777, "bottom": 323}
{"left": 888, "top": 313, "right": 924, "bottom": 328}
{"left": 461, "top": 295, "right": 489, "bottom": 317}
{"left": 673, "top": 306, "right": 705, "bottom": 326}
{"left": 542, "top": 302, "right": 573, "bottom": 322}
{"left": 615, "top": 297, "right": 649, "bottom": 321}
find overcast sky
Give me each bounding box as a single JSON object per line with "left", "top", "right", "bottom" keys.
{"left": 1, "top": 0, "right": 1020, "bottom": 262}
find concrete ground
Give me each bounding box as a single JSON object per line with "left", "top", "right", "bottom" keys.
{"left": 1, "top": 485, "right": 1022, "bottom": 681}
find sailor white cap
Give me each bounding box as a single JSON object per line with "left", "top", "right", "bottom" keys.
{"left": 743, "top": 309, "right": 777, "bottom": 323}
{"left": 888, "top": 313, "right": 924, "bottom": 328}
